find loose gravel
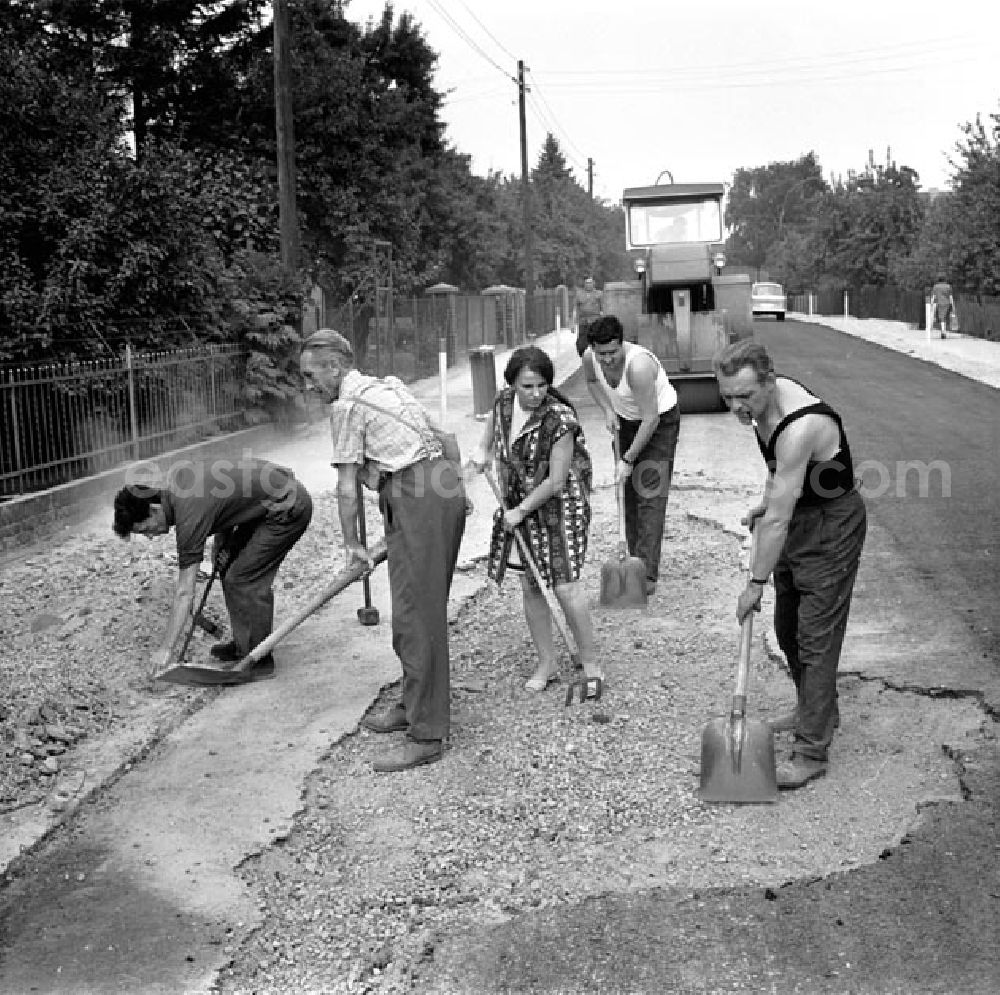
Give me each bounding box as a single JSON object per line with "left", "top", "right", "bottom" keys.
{"left": 0, "top": 490, "right": 987, "bottom": 995}
{"left": 209, "top": 503, "right": 986, "bottom": 995}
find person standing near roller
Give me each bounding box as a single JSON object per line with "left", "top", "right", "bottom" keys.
{"left": 299, "top": 328, "right": 467, "bottom": 774}
{"left": 583, "top": 314, "right": 680, "bottom": 596}
{"left": 712, "top": 339, "right": 867, "bottom": 790}
{"left": 574, "top": 277, "right": 603, "bottom": 357}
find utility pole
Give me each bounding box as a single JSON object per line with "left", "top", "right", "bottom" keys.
{"left": 518, "top": 60, "right": 534, "bottom": 337}
{"left": 273, "top": 0, "right": 298, "bottom": 271}
{"left": 587, "top": 158, "right": 594, "bottom": 199}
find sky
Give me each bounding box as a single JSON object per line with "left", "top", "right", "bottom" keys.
{"left": 342, "top": 0, "right": 999, "bottom": 203}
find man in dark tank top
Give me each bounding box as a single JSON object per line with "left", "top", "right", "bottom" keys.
{"left": 713, "top": 340, "right": 867, "bottom": 789}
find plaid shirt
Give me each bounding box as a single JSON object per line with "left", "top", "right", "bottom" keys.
{"left": 329, "top": 370, "right": 441, "bottom": 474}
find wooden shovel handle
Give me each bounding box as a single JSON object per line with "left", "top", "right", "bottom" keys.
{"left": 613, "top": 428, "right": 628, "bottom": 549}
{"left": 732, "top": 528, "right": 760, "bottom": 713}
{"left": 483, "top": 467, "right": 580, "bottom": 665}
{"left": 229, "top": 539, "right": 388, "bottom": 671}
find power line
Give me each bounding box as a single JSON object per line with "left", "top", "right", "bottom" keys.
{"left": 531, "top": 35, "right": 985, "bottom": 81}
{"left": 527, "top": 70, "right": 588, "bottom": 165}
{"left": 453, "top": 0, "right": 517, "bottom": 63}
{"left": 528, "top": 60, "right": 936, "bottom": 96}
{"left": 524, "top": 100, "right": 586, "bottom": 176}
{"left": 424, "top": 0, "right": 515, "bottom": 82}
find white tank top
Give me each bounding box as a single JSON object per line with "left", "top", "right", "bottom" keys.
{"left": 591, "top": 342, "right": 677, "bottom": 421}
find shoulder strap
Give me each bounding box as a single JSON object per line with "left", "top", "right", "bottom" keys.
{"left": 349, "top": 382, "right": 442, "bottom": 459}
{"left": 771, "top": 401, "right": 846, "bottom": 452}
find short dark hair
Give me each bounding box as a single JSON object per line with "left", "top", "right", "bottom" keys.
{"left": 112, "top": 485, "right": 161, "bottom": 538}
{"left": 586, "top": 315, "right": 624, "bottom": 346}
{"left": 712, "top": 339, "right": 775, "bottom": 380}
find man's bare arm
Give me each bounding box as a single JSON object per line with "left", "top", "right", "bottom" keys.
{"left": 620, "top": 354, "right": 661, "bottom": 460}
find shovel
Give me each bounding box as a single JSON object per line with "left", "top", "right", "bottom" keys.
{"left": 699, "top": 537, "right": 778, "bottom": 804}
{"left": 158, "top": 540, "right": 388, "bottom": 686}
{"left": 483, "top": 468, "right": 599, "bottom": 704}
{"left": 599, "top": 430, "right": 648, "bottom": 608}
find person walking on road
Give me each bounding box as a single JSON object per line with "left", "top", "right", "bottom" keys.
{"left": 930, "top": 274, "right": 956, "bottom": 339}
{"left": 583, "top": 315, "right": 680, "bottom": 596}
{"left": 299, "top": 328, "right": 467, "bottom": 774}
{"left": 713, "top": 339, "right": 867, "bottom": 790}
{"left": 574, "top": 277, "right": 604, "bottom": 357}
{"left": 468, "top": 345, "right": 600, "bottom": 690}
{"left": 112, "top": 458, "right": 313, "bottom": 681}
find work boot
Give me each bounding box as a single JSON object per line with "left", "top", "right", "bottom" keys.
{"left": 776, "top": 754, "right": 828, "bottom": 790}
{"left": 372, "top": 739, "right": 442, "bottom": 773}
{"left": 363, "top": 704, "right": 408, "bottom": 734}
{"left": 210, "top": 639, "right": 242, "bottom": 662}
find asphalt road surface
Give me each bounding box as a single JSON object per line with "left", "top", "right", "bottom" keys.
{"left": 753, "top": 317, "right": 1000, "bottom": 669}
{"left": 416, "top": 317, "right": 1000, "bottom": 994}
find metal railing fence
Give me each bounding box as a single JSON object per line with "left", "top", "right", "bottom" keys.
{"left": 1, "top": 345, "right": 249, "bottom": 497}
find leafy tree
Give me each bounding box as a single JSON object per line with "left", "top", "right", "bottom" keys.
{"left": 725, "top": 153, "right": 827, "bottom": 276}
{"left": 809, "top": 160, "right": 924, "bottom": 288}
{"left": 526, "top": 133, "right": 631, "bottom": 290}
{"left": 20, "top": 0, "right": 268, "bottom": 156}
{"left": 940, "top": 107, "right": 1000, "bottom": 295}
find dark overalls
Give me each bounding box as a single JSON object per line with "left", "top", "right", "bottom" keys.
{"left": 758, "top": 398, "right": 867, "bottom": 761}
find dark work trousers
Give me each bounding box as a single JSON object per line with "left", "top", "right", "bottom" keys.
{"left": 379, "top": 457, "right": 467, "bottom": 743}
{"left": 619, "top": 406, "right": 680, "bottom": 585}
{"left": 773, "top": 490, "right": 867, "bottom": 761}
{"left": 222, "top": 484, "right": 313, "bottom": 655}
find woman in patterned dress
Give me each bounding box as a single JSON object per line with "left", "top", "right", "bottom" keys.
{"left": 469, "top": 346, "right": 599, "bottom": 689}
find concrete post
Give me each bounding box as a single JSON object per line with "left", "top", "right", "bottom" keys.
{"left": 438, "top": 337, "right": 448, "bottom": 423}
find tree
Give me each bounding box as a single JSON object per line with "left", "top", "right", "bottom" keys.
{"left": 809, "top": 159, "right": 924, "bottom": 288}
{"left": 941, "top": 107, "right": 1000, "bottom": 294}
{"left": 725, "top": 153, "right": 827, "bottom": 277}
{"left": 23, "top": 0, "right": 268, "bottom": 157}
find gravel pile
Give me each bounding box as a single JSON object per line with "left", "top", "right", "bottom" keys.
{"left": 213, "top": 510, "right": 783, "bottom": 995}
{"left": 0, "top": 492, "right": 363, "bottom": 818}
{"left": 2, "top": 488, "right": 978, "bottom": 994}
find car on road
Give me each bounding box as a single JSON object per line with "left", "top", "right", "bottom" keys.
{"left": 751, "top": 281, "right": 786, "bottom": 321}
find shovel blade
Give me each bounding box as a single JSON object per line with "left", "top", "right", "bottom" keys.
{"left": 598, "top": 557, "right": 648, "bottom": 608}
{"left": 156, "top": 665, "right": 273, "bottom": 687}
{"left": 699, "top": 714, "right": 778, "bottom": 804}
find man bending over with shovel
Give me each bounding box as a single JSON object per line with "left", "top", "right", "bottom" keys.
{"left": 112, "top": 458, "right": 313, "bottom": 681}
{"left": 299, "top": 328, "right": 467, "bottom": 773}
{"left": 713, "top": 340, "right": 866, "bottom": 789}
{"left": 583, "top": 315, "right": 681, "bottom": 596}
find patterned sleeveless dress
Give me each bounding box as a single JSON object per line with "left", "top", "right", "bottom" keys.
{"left": 486, "top": 387, "right": 592, "bottom": 588}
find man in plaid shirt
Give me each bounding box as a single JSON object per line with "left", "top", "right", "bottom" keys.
{"left": 300, "top": 329, "right": 467, "bottom": 772}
